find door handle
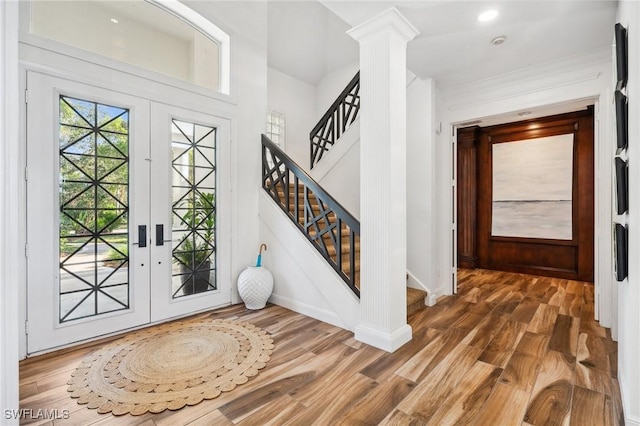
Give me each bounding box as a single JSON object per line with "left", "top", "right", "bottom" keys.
{"left": 155, "top": 224, "right": 172, "bottom": 246}
{"left": 133, "top": 225, "right": 147, "bottom": 247}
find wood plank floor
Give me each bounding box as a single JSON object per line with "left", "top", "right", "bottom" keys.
{"left": 19, "top": 269, "right": 624, "bottom": 425}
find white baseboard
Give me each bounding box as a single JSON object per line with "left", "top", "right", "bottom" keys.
{"left": 355, "top": 322, "right": 412, "bottom": 352}
{"left": 619, "top": 373, "right": 640, "bottom": 426}
{"left": 626, "top": 417, "right": 640, "bottom": 426}
{"left": 268, "top": 293, "right": 348, "bottom": 330}
{"left": 426, "top": 293, "right": 438, "bottom": 307}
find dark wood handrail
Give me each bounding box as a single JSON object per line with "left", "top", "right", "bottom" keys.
{"left": 262, "top": 134, "right": 360, "bottom": 296}
{"left": 263, "top": 135, "right": 360, "bottom": 232}
{"left": 310, "top": 71, "right": 360, "bottom": 169}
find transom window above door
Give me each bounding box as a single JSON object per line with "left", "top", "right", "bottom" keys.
{"left": 27, "top": 0, "right": 230, "bottom": 93}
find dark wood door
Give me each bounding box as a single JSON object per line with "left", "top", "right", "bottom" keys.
{"left": 457, "top": 108, "right": 594, "bottom": 282}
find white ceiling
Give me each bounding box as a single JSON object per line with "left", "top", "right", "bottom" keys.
{"left": 267, "top": 1, "right": 359, "bottom": 84}
{"left": 268, "top": 0, "right": 618, "bottom": 88}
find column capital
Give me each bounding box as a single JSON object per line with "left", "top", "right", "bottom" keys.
{"left": 347, "top": 7, "right": 419, "bottom": 44}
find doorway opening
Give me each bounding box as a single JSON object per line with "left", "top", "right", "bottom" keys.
{"left": 456, "top": 107, "right": 595, "bottom": 282}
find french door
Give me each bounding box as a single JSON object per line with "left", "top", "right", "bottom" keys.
{"left": 26, "top": 71, "right": 231, "bottom": 353}
{"left": 149, "top": 103, "right": 231, "bottom": 321}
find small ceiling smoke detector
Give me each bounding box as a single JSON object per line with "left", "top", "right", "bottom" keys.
{"left": 491, "top": 35, "right": 507, "bottom": 45}
{"left": 478, "top": 10, "right": 498, "bottom": 22}
{"left": 518, "top": 111, "right": 532, "bottom": 117}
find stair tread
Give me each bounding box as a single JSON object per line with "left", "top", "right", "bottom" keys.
{"left": 406, "top": 287, "right": 427, "bottom": 316}
{"left": 407, "top": 287, "right": 427, "bottom": 303}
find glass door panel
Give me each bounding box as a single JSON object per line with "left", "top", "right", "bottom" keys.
{"left": 58, "top": 96, "right": 130, "bottom": 322}
{"left": 171, "top": 120, "right": 216, "bottom": 297}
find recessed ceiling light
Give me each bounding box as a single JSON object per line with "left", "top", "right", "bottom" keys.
{"left": 491, "top": 35, "right": 507, "bottom": 45}
{"left": 110, "top": 18, "right": 119, "bottom": 24}
{"left": 478, "top": 10, "right": 498, "bottom": 22}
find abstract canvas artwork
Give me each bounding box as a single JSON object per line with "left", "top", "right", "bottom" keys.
{"left": 492, "top": 134, "right": 574, "bottom": 240}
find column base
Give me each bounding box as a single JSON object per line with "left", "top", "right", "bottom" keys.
{"left": 355, "top": 322, "right": 412, "bottom": 352}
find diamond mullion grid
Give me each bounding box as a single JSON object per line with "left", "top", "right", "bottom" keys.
{"left": 59, "top": 235, "right": 93, "bottom": 264}
{"left": 59, "top": 127, "right": 93, "bottom": 152}
{"left": 60, "top": 153, "right": 95, "bottom": 182}
{"left": 58, "top": 95, "right": 130, "bottom": 323}
{"left": 61, "top": 97, "right": 94, "bottom": 129}
{"left": 171, "top": 119, "right": 216, "bottom": 298}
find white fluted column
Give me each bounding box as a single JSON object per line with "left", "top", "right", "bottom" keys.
{"left": 348, "top": 9, "right": 418, "bottom": 352}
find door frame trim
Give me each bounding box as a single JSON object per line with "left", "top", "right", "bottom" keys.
{"left": 18, "top": 42, "right": 238, "bottom": 358}
{"left": 447, "top": 95, "right": 613, "bottom": 328}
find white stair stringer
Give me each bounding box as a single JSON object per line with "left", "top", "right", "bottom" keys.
{"left": 258, "top": 190, "right": 360, "bottom": 331}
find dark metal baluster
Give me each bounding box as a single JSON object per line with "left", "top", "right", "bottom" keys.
{"left": 336, "top": 217, "right": 342, "bottom": 276}
{"left": 294, "top": 175, "right": 300, "bottom": 224}
{"left": 284, "top": 166, "right": 290, "bottom": 216}
{"left": 310, "top": 141, "right": 315, "bottom": 171}
{"left": 350, "top": 230, "right": 356, "bottom": 290}
{"left": 303, "top": 184, "right": 309, "bottom": 235}
{"left": 336, "top": 104, "right": 340, "bottom": 137}
{"left": 309, "top": 71, "right": 360, "bottom": 169}
{"left": 261, "top": 143, "right": 267, "bottom": 189}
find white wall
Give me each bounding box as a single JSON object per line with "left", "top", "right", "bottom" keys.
{"left": 315, "top": 61, "right": 359, "bottom": 119}
{"left": 315, "top": 140, "right": 360, "bottom": 217}
{"left": 185, "top": 1, "right": 268, "bottom": 303}
{"left": 435, "top": 48, "right": 614, "bottom": 315}
{"left": 433, "top": 87, "right": 451, "bottom": 296}
{"left": 0, "top": 0, "right": 20, "bottom": 421}
{"left": 615, "top": 3, "right": 640, "bottom": 423}
{"left": 258, "top": 191, "right": 360, "bottom": 330}
{"left": 191, "top": 29, "right": 220, "bottom": 91}
{"left": 406, "top": 77, "right": 437, "bottom": 299}
{"left": 267, "top": 67, "right": 317, "bottom": 168}
{"left": 310, "top": 119, "right": 361, "bottom": 219}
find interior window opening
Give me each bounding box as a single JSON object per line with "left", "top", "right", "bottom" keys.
{"left": 28, "top": 0, "right": 230, "bottom": 94}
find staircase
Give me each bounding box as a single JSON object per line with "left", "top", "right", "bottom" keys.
{"left": 263, "top": 134, "right": 360, "bottom": 296}
{"left": 406, "top": 287, "right": 427, "bottom": 316}
{"left": 262, "top": 71, "right": 427, "bottom": 318}
{"left": 276, "top": 182, "right": 361, "bottom": 289}
{"left": 263, "top": 136, "right": 427, "bottom": 316}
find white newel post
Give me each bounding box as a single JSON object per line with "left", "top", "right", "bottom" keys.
{"left": 348, "top": 9, "right": 418, "bottom": 352}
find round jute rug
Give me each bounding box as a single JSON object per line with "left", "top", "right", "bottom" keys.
{"left": 67, "top": 318, "right": 274, "bottom": 416}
